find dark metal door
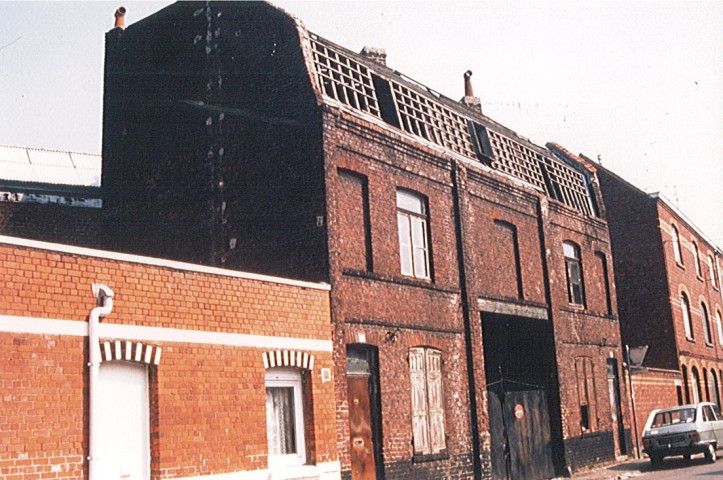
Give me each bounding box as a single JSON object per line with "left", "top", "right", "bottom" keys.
{"left": 489, "top": 389, "right": 555, "bottom": 480}
{"left": 348, "top": 374, "right": 376, "bottom": 479}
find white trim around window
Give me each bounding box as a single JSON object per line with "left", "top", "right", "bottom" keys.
{"left": 265, "top": 368, "right": 306, "bottom": 468}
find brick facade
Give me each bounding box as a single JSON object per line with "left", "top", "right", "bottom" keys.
{"left": 570, "top": 151, "right": 723, "bottom": 448}
{"left": 98, "top": 2, "right": 631, "bottom": 478}
{"left": 0, "top": 236, "right": 336, "bottom": 480}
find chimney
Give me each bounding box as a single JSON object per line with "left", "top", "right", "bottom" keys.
{"left": 114, "top": 6, "right": 126, "bottom": 30}
{"left": 360, "top": 46, "right": 387, "bottom": 67}
{"left": 461, "top": 70, "right": 482, "bottom": 112}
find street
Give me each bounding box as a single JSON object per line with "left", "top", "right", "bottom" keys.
{"left": 575, "top": 454, "right": 723, "bottom": 480}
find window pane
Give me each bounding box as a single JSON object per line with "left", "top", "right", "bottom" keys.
{"left": 682, "top": 295, "right": 693, "bottom": 339}
{"left": 672, "top": 227, "right": 682, "bottom": 263}
{"left": 266, "top": 387, "right": 297, "bottom": 455}
{"left": 709, "top": 257, "right": 718, "bottom": 288}
{"left": 397, "top": 190, "right": 424, "bottom": 214}
{"left": 703, "top": 304, "right": 712, "bottom": 344}
{"left": 398, "top": 213, "right": 413, "bottom": 276}
{"left": 567, "top": 259, "right": 584, "bottom": 305}
{"left": 568, "top": 261, "right": 581, "bottom": 284}
{"left": 563, "top": 242, "right": 577, "bottom": 259}
{"left": 411, "top": 217, "right": 429, "bottom": 278}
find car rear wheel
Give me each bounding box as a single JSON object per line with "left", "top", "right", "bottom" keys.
{"left": 705, "top": 443, "right": 717, "bottom": 463}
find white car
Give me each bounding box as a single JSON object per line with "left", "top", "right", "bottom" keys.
{"left": 642, "top": 402, "right": 723, "bottom": 467}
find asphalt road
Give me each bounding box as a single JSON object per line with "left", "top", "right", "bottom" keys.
{"left": 574, "top": 453, "right": 723, "bottom": 480}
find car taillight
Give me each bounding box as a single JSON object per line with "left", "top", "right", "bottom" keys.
{"left": 687, "top": 432, "right": 700, "bottom": 442}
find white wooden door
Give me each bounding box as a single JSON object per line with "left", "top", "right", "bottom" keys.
{"left": 97, "top": 361, "right": 150, "bottom": 480}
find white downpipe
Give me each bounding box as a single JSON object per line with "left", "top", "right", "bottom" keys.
{"left": 88, "top": 283, "right": 114, "bottom": 480}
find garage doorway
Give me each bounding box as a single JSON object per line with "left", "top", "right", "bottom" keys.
{"left": 482, "top": 312, "right": 558, "bottom": 480}
{"left": 97, "top": 361, "right": 150, "bottom": 480}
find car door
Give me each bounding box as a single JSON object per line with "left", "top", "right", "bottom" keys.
{"left": 711, "top": 405, "right": 723, "bottom": 445}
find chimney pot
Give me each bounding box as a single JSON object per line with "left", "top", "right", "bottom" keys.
{"left": 464, "top": 70, "right": 474, "bottom": 97}
{"left": 360, "top": 46, "right": 387, "bottom": 67}
{"left": 114, "top": 6, "right": 126, "bottom": 30}
{"left": 461, "top": 70, "right": 482, "bottom": 112}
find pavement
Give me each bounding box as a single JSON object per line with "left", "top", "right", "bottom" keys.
{"left": 567, "top": 457, "right": 648, "bottom": 480}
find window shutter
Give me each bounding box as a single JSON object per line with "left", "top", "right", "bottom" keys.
{"left": 425, "top": 349, "right": 446, "bottom": 453}
{"left": 409, "top": 347, "right": 430, "bottom": 454}
{"left": 584, "top": 359, "right": 597, "bottom": 430}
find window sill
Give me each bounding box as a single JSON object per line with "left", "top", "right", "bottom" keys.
{"left": 697, "top": 274, "right": 704, "bottom": 282}
{"left": 567, "top": 303, "right": 586, "bottom": 310}
{"left": 579, "top": 429, "right": 602, "bottom": 438}
{"left": 676, "top": 261, "right": 685, "bottom": 270}
{"left": 686, "top": 336, "right": 695, "bottom": 343}
{"left": 706, "top": 341, "right": 714, "bottom": 348}
{"left": 267, "top": 463, "right": 337, "bottom": 480}
{"left": 412, "top": 452, "right": 449, "bottom": 463}
{"left": 342, "top": 268, "right": 458, "bottom": 294}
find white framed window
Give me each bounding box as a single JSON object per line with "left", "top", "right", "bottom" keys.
{"left": 693, "top": 243, "right": 702, "bottom": 278}
{"left": 409, "top": 347, "right": 446, "bottom": 456}
{"left": 397, "top": 189, "right": 430, "bottom": 279}
{"left": 563, "top": 241, "right": 585, "bottom": 306}
{"left": 709, "top": 255, "right": 719, "bottom": 289}
{"left": 717, "top": 310, "right": 723, "bottom": 346}
{"left": 265, "top": 369, "right": 306, "bottom": 468}
{"left": 681, "top": 293, "right": 693, "bottom": 340}
{"left": 672, "top": 225, "right": 683, "bottom": 265}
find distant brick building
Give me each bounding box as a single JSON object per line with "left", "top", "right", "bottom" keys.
{"left": 102, "top": 2, "right": 631, "bottom": 478}
{"left": 0, "top": 235, "right": 336, "bottom": 480}
{"left": 553, "top": 146, "right": 723, "bottom": 447}
{"left": 0, "top": 145, "right": 102, "bottom": 247}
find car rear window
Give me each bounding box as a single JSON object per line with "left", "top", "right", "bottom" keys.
{"left": 651, "top": 408, "right": 697, "bottom": 427}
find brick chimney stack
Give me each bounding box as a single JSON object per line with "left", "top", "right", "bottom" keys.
{"left": 461, "top": 70, "right": 482, "bottom": 112}
{"left": 360, "top": 46, "right": 387, "bottom": 66}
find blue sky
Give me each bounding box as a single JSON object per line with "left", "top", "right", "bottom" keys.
{"left": 1, "top": 1, "right": 721, "bottom": 245}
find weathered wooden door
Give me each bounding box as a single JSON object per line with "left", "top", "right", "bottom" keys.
{"left": 489, "top": 389, "right": 554, "bottom": 480}
{"left": 348, "top": 375, "right": 376, "bottom": 479}
{"left": 347, "top": 345, "right": 382, "bottom": 479}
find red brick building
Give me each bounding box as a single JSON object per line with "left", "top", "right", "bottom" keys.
{"left": 101, "top": 2, "right": 631, "bottom": 478}
{"left": 0, "top": 235, "right": 337, "bottom": 480}
{"left": 554, "top": 146, "right": 723, "bottom": 448}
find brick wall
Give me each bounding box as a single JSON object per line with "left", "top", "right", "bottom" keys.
{"left": 324, "top": 111, "right": 475, "bottom": 478}
{"left": 0, "top": 237, "right": 336, "bottom": 480}
{"left": 102, "top": 2, "right": 327, "bottom": 282}
{"left": 0, "top": 202, "right": 101, "bottom": 248}
{"left": 322, "top": 106, "right": 629, "bottom": 476}
{"left": 628, "top": 368, "right": 681, "bottom": 447}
